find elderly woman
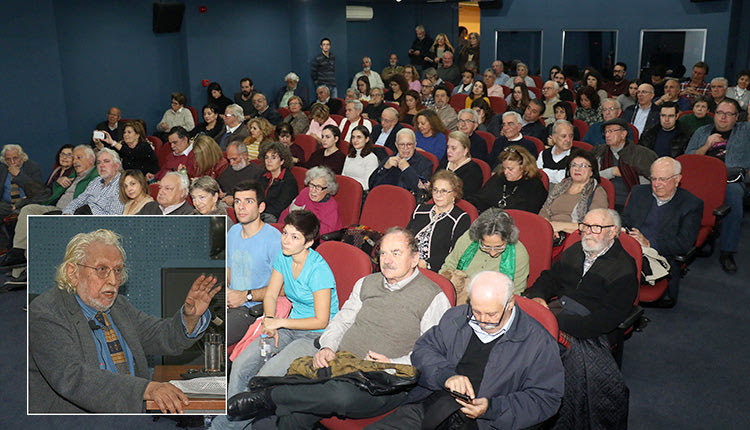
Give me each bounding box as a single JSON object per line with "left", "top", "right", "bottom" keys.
{"left": 276, "top": 122, "right": 305, "bottom": 165}
{"left": 363, "top": 87, "right": 386, "bottom": 122}
{"left": 440, "top": 208, "right": 530, "bottom": 301}
{"left": 306, "top": 103, "right": 338, "bottom": 142}
{"left": 280, "top": 166, "right": 342, "bottom": 236}
{"left": 545, "top": 101, "right": 580, "bottom": 143}
{"left": 190, "top": 104, "right": 225, "bottom": 141}
{"left": 678, "top": 96, "right": 714, "bottom": 136}
{"left": 467, "top": 145, "right": 548, "bottom": 213}
{"left": 157, "top": 92, "right": 194, "bottom": 135}
{"left": 415, "top": 109, "right": 449, "bottom": 160}
{"left": 227, "top": 209, "right": 338, "bottom": 400}
{"left": 539, "top": 150, "right": 608, "bottom": 239}
{"left": 483, "top": 68, "right": 504, "bottom": 98}
{"left": 506, "top": 82, "right": 532, "bottom": 115}
{"left": 258, "top": 142, "right": 299, "bottom": 223}
{"left": 192, "top": 135, "right": 229, "bottom": 179}
{"left": 46, "top": 144, "right": 74, "bottom": 187}
{"left": 282, "top": 95, "right": 310, "bottom": 136}
{"left": 189, "top": 176, "right": 233, "bottom": 222}
{"left": 574, "top": 86, "right": 604, "bottom": 125}
{"left": 470, "top": 98, "right": 493, "bottom": 132}
{"left": 119, "top": 169, "right": 153, "bottom": 215}
{"left": 465, "top": 80, "right": 490, "bottom": 109}
{"left": 206, "top": 82, "right": 233, "bottom": 114}
{"left": 407, "top": 169, "right": 471, "bottom": 271}
{"left": 511, "top": 62, "right": 536, "bottom": 88}
{"left": 399, "top": 90, "right": 424, "bottom": 124}
{"left": 243, "top": 117, "right": 274, "bottom": 160}
{"left": 437, "top": 131, "right": 483, "bottom": 196}
{"left": 727, "top": 70, "right": 750, "bottom": 111}
{"left": 385, "top": 74, "right": 409, "bottom": 104}
{"left": 342, "top": 125, "right": 379, "bottom": 192}
{"left": 403, "top": 65, "right": 422, "bottom": 92}
{"left": 306, "top": 124, "right": 346, "bottom": 174}
{"left": 97, "top": 120, "right": 159, "bottom": 175}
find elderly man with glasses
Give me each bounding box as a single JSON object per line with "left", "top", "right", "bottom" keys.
{"left": 525, "top": 208, "right": 637, "bottom": 429}
{"left": 369, "top": 128, "right": 433, "bottom": 193}
{"left": 686, "top": 99, "right": 750, "bottom": 273}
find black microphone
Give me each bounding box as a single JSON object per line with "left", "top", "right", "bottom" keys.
{"left": 88, "top": 319, "right": 102, "bottom": 331}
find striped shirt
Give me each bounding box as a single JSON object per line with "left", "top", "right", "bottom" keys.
{"left": 63, "top": 172, "right": 124, "bottom": 215}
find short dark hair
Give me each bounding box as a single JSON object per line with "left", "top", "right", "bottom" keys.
{"left": 55, "top": 144, "right": 75, "bottom": 166}
{"left": 171, "top": 92, "right": 187, "bottom": 106}
{"left": 240, "top": 77, "right": 253, "bottom": 86}
{"left": 576, "top": 86, "right": 601, "bottom": 109}
{"left": 717, "top": 98, "right": 741, "bottom": 114}
{"left": 615, "top": 61, "right": 627, "bottom": 71}
{"left": 566, "top": 149, "right": 600, "bottom": 183}
{"left": 168, "top": 126, "right": 189, "bottom": 140}
{"left": 233, "top": 179, "right": 265, "bottom": 205}
{"left": 660, "top": 101, "right": 680, "bottom": 113}
{"left": 555, "top": 70, "right": 567, "bottom": 79}
{"left": 320, "top": 37, "right": 330, "bottom": 45}
{"left": 553, "top": 101, "right": 575, "bottom": 121}
{"left": 528, "top": 98, "right": 545, "bottom": 111}
{"left": 284, "top": 209, "right": 320, "bottom": 242}
{"left": 275, "top": 122, "right": 295, "bottom": 139}
{"left": 737, "top": 69, "right": 750, "bottom": 81}
{"left": 694, "top": 61, "right": 709, "bottom": 74}
{"left": 433, "top": 85, "right": 450, "bottom": 99}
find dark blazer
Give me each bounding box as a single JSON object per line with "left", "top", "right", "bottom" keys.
{"left": 28, "top": 287, "right": 199, "bottom": 412}
{"left": 217, "top": 124, "right": 251, "bottom": 150}
{"left": 255, "top": 107, "right": 283, "bottom": 126}
{"left": 369, "top": 123, "right": 404, "bottom": 154}
{"left": 273, "top": 85, "right": 309, "bottom": 110}
{"left": 368, "top": 150, "right": 433, "bottom": 193}
{"left": 621, "top": 185, "right": 703, "bottom": 257}
{"left": 137, "top": 200, "right": 195, "bottom": 215}
{"left": 259, "top": 168, "right": 299, "bottom": 219}
{"left": 407, "top": 204, "right": 471, "bottom": 270}
{"left": 325, "top": 98, "right": 343, "bottom": 117}
{"left": 0, "top": 159, "right": 44, "bottom": 203}
{"left": 638, "top": 121, "right": 691, "bottom": 158}
{"left": 623, "top": 103, "right": 661, "bottom": 134}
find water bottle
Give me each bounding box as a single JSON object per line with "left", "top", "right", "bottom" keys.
{"left": 260, "top": 334, "right": 274, "bottom": 363}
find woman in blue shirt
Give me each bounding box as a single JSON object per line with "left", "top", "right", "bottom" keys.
{"left": 415, "top": 109, "right": 448, "bottom": 160}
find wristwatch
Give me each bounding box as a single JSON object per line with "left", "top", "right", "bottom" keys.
{"left": 246, "top": 290, "right": 253, "bottom": 302}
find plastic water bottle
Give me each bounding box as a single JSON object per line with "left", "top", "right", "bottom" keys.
{"left": 260, "top": 334, "right": 274, "bottom": 363}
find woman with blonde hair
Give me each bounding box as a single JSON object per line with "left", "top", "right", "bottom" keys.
{"left": 403, "top": 65, "right": 422, "bottom": 92}
{"left": 119, "top": 169, "right": 153, "bottom": 215}
{"left": 192, "top": 134, "right": 229, "bottom": 179}
{"left": 306, "top": 103, "right": 338, "bottom": 143}
{"left": 425, "top": 33, "right": 455, "bottom": 67}
{"left": 243, "top": 117, "right": 274, "bottom": 160}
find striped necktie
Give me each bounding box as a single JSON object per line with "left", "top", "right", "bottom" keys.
{"left": 94, "top": 311, "right": 131, "bottom": 375}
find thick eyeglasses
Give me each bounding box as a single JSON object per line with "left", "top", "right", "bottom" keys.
{"left": 649, "top": 174, "right": 678, "bottom": 183}
{"left": 715, "top": 111, "right": 738, "bottom": 118}
{"left": 309, "top": 183, "right": 328, "bottom": 192}
{"left": 479, "top": 242, "right": 507, "bottom": 252}
{"left": 466, "top": 303, "right": 508, "bottom": 330}
{"left": 578, "top": 223, "right": 615, "bottom": 234}
{"left": 570, "top": 162, "right": 591, "bottom": 169}
{"left": 432, "top": 188, "right": 453, "bottom": 196}
{"left": 77, "top": 263, "right": 124, "bottom": 279}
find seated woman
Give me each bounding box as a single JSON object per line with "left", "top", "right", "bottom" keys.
{"left": 407, "top": 170, "right": 471, "bottom": 271}
{"left": 280, "top": 166, "right": 342, "bottom": 236}
{"left": 415, "top": 109, "right": 448, "bottom": 160}
{"left": 573, "top": 86, "right": 603, "bottom": 126}
{"left": 206, "top": 81, "right": 233, "bottom": 114}
{"left": 727, "top": 69, "right": 750, "bottom": 112}
{"left": 306, "top": 103, "right": 338, "bottom": 143}
{"left": 155, "top": 92, "right": 194, "bottom": 141}
{"left": 403, "top": 65, "right": 421, "bottom": 92}
{"left": 190, "top": 104, "right": 225, "bottom": 141}
{"left": 356, "top": 76, "right": 371, "bottom": 102}
{"left": 437, "top": 131, "right": 483, "bottom": 196}
{"left": 226, "top": 209, "right": 338, "bottom": 398}
{"left": 192, "top": 134, "right": 229, "bottom": 179}
{"left": 46, "top": 144, "right": 74, "bottom": 188}
{"left": 385, "top": 74, "right": 408, "bottom": 105}
{"left": 306, "top": 124, "right": 346, "bottom": 174}
{"left": 539, "top": 150, "right": 608, "bottom": 239}
{"left": 119, "top": 169, "right": 153, "bottom": 215}
{"left": 467, "top": 145, "right": 548, "bottom": 214}
{"left": 470, "top": 98, "right": 493, "bottom": 132}
{"left": 399, "top": 90, "right": 423, "bottom": 125}
{"left": 506, "top": 82, "right": 531, "bottom": 115}
{"left": 678, "top": 96, "right": 713, "bottom": 136}
{"left": 258, "top": 142, "right": 299, "bottom": 223}
{"left": 465, "top": 80, "right": 490, "bottom": 109}
{"left": 190, "top": 176, "right": 234, "bottom": 225}
{"left": 282, "top": 96, "right": 310, "bottom": 136}
{"left": 545, "top": 101, "right": 580, "bottom": 142}
{"left": 617, "top": 79, "right": 640, "bottom": 112}
{"left": 585, "top": 69, "right": 609, "bottom": 102}
{"left": 243, "top": 117, "right": 274, "bottom": 160}
{"left": 276, "top": 122, "right": 305, "bottom": 166}
{"left": 96, "top": 120, "right": 159, "bottom": 176}
{"left": 342, "top": 125, "right": 379, "bottom": 192}
{"left": 440, "top": 207, "right": 530, "bottom": 300}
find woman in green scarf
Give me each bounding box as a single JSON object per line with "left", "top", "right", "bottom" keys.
{"left": 440, "top": 208, "right": 529, "bottom": 303}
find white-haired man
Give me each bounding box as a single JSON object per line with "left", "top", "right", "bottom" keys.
{"left": 217, "top": 141, "right": 263, "bottom": 206}
{"left": 0, "top": 144, "right": 43, "bottom": 222}
{"left": 338, "top": 99, "right": 372, "bottom": 142}
{"left": 138, "top": 172, "right": 194, "bottom": 215}
{"left": 62, "top": 148, "right": 123, "bottom": 215}
{"left": 273, "top": 72, "right": 308, "bottom": 109}
{"left": 369, "top": 128, "right": 433, "bottom": 192}
{"left": 350, "top": 56, "right": 384, "bottom": 90}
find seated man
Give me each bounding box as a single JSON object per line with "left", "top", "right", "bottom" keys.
{"left": 623, "top": 83, "right": 660, "bottom": 136}
{"left": 621, "top": 157, "right": 702, "bottom": 306}
{"left": 62, "top": 148, "right": 124, "bottom": 215}
{"left": 525, "top": 208, "right": 638, "bottom": 429}
{"left": 138, "top": 172, "right": 194, "bottom": 215}
{"left": 251, "top": 93, "right": 282, "bottom": 126}
{"left": 520, "top": 99, "right": 548, "bottom": 142}
{"left": 338, "top": 99, "right": 372, "bottom": 143}
{"left": 654, "top": 78, "right": 691, "bottom": 112}
{"left": 420, "top": 79, "right": 435, "bottom": 108}
{"left": 492, "top": 60, "right": 511, "bottom": 87}
{"left": 436, "top": 51, "right": 460, "bottom": 86}
{"left": 639, "top": 102, "right": 691, "bottom": 157}
{"left": 218, "top": 104, "right": 250, "bottom": 150}
{"left": 602, "top": 62, "right": 630, "bottom": 97}
{"left": 28, "top": 229, "right": 219, "bottom": 413}
{"left": 234, "top": 77, "right": 257, "bottom": 121}
{"left": 542, "top": 81, "right": 561, "bottom": 123}
{"left": 685, "top": 99, "right": 750, "bottom": 273}
{"left": 0, "top": 144, "right": 43, "bottom": 221}
{"left": 156, "top": 92, "right": 195, "bottom": 139}
{"left": 488, "top": 112, "right": 539, "bottom": 169}
{"left": 680, "top": 61, "right": 710, "bottom": 103}
{"left": 591, "top": 118, "right": 657, "bottom": 210}
{"left": 0, "top": 145, "right": 98, "bottom": 271}
{"left": 381, "top": 53, "right": 404, "bottom": 82}
{"left": 369, "top": 107, "right": 404, "bottom": 155}
{"left": 350, "top": 56, "right": 384, "bottom": 90}
{"left": 151, "top": 126, "right": 199, "bottom": 181}
{"left": 362, "top": 87, "right": 387, "bottom": 123}
{"left": 273, "top": 72, "right": 308, "bottom": 109}
{"left": 370, "top": 271, "right": 564, "bottom": 429}
{"left": 226, "top": 227, "right": 451, "bottom": 429}
{"left": 430, "top": 86, "right": 457, "bottom": 131}
{"left": 537, "top": 119, "right": 574, "bottom": 185}
{"left": 369, "top": 128, "right": 433, "bottom": 193}
{"left": 706, "top": 77, "right": 730, "bottom": 113}
{"left": 217, "top": 141, "right": 263, "bottom": 206}
{"left": 457, "top": 108, "right": 489, "bottom": 162}
{"left": 94, "top": 107, "right": 124, "bottom": 143}
{"left": 315, "top": 85, "right": 343, "bottom": 116}
{"left": 582, "top": 99, "right": 634, "bottom": 145}
{"left": 554, "top": 71, "right": 574, "bottom": 102}
{"left": 225, "top": 180, "right": 281, "bottom": 345}
{"left": 424, "top": 67, "right": 444, "bottom": 88}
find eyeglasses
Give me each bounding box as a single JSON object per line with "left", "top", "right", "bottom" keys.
{"left": 715, "top": 111, "right": 738, "bottom": 118}
{"left": 432, "top": 188, "right": 453, "bottom": 196}
{"left": 570, "top": 162, "right": 591, "bottom": 169}
{"left": 602, "top": 106, "right": 619, "bottom": 112}
{"left": 479, "top": 242, "right": 507, "bottom": 252}
{"left": 457, "top": 119, "right": 476, "bottom": 124}
{"left": 649, "top": 174, "right": 678, "bottom": 183}
{"left": 309, "top": 183, "right": 328, "bottom": 192}
{"left": 59, "top": 153, "right": 74, "bottom": 158}
{"left": 604, "top": 128, "right": 626, "bottom": 135}
{"left": 77, "top": 263, "right": 124, "bottom": 280}
{"left": 466, "top": 303, "right": 508, "bottom": 330}
{"left": 396, "top": 142, "right": 415, "bottom": 148}
{"left": 578, "top": 223, "right": 615, "bottom": 234}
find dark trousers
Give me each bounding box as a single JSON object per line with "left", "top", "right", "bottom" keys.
{"left": 271, "top": 380, "right": 407, "bottom": 430}
{"left": 226, "top": 306, "right": 257, "bottom": 345}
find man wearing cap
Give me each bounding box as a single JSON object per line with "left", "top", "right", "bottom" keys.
{"left": 591, "top": 118, "right": 657, "bottom": 210}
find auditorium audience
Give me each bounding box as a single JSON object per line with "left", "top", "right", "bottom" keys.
{"left": 190, "top": 104, "right": 225, "bottom": 141}
{"left": 381, "top": 53, "right": 404, "bottom": 82}
{"left": 281, "top": 95, "right": 310, "bottom": 136}
{"left": 617, "top": 79, "right": 640, "bottom": 112}
{"left": 273, "top": 72, "right": 308, "bottom": 109}
{"left": 243, "top": 117, "right": 273, "bottom": 160}
{"left": 537, "top": 120, "right": 575, "bottom": 185}
{"left": 218, "top": 104, "right": 250, "bottom": 150}
{"left": 355, "top": 76, "right": 371, "bottom": 102}
{"left": 94, "top": 107, "right": 124, "bottom": 143}
{"left": 362, "top": 87, "right": 386, "bottom": 122}
{"left": 505, "top": 82, "right": 532, "bottom": 115}
{"left": 399, "top": 90, "right": 424, "bottom": 124}
{"left": 96, "top": 120, "right": 159, "bottom": 176}
{"left": 453, "top": 70, "right": 475, "bottom": 95}
{"left": 456, "top": 108, "right": 489, "bottom": 162}
{"left": 465, "top": 80, "right": 490, "bottom": 109}
{"left": 275, "top": 123, "right": 304, "bottom": 166}
{"left": 403, "top": 65, "right": 421, "bottom": 92}
{"left": 138, "top": 171, "right": 194, "bottom": 215}
{"left": 217, "top": 141, "right": 263, "bottom": 206}
{"left": 306, "top": 103, "right": 338, "bottom": 143}
{"left": 623, "top": 83, "right": 660, "bottom": 136}
{"left": 338, "top": 99, "right": 372, "bottom": 143}
{"left": 45, "top": 145, "right": 74, "bottom": 188}
{"left": 727, "top": 70, "right": 750, "bottom": 112}
{"left": 678, "top": 96, "right": 713, "bottom": 136}
{"left": 415, "top": 109, "right": 448, "bottom": 160}
{"left": 470, "top": 98, "right": 493, "bottom": 132}
{"left": 437, "top": 130, "right": 483, "bottom": 196}
{"left": 156, "top": 92, "right": 194, "bottom": 139}
{"left": 574, "top": 86, "right": 604, "bottom": 126}
{"left": 487, "top": 112, "right": 539, "bottom": 167}
{"left": 385, "top": 74, "right": 408, "bottom": 104}
{"left": 251, "top": 93, "right": 282, "bottom": 126}
{"left": 190, "top": 176, "right": 233, "bottom": 222}
{"left": 234, "top": 77, "right": 257, "bottom": 121}
{"left": 369, "top": 128, "right": 432, "bottom": 193}
{"left": 545, "top": 101, "right": 580, "bottom": 143}
{"left": 192, "top": 135, "right": 229, "bottom": 179}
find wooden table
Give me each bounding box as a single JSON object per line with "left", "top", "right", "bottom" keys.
{"left": 146, "top": 365, "right": 226, "bottom": 413}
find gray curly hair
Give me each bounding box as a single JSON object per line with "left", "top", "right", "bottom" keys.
{"left": 469, "top": 208, "right": 520, "bottom": 243}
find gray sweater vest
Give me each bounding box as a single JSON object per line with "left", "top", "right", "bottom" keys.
{"left": 338, "top": 272, "right": 442, "bottom": 359}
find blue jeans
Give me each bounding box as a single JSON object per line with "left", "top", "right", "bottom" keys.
{"left": 720, "top": 182, "right": 745, "bottom": 253}
{"left": 327, "top": 86, "right": 337, "bottom": 99}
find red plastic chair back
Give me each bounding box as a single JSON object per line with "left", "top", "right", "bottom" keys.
{"left": 568, "top": 101, "right": 577, "bottom": 114}
{"left": 186, "top": 106, "right": 199, "bottom": 126}
{"left": 360, "top": 185, "right": 415, "bottom": 232}
{"left": 418, "top": 267, "right": 456, "bottom": 306}
{"left": 455, "top": 199, "right": 479, "bottom": 223}
{"left": 572, "top": 140, "right": 593, "bottom": 152}
{"left": 505, "top": 209, "right": 553, "bottom": 288}
{"left": 226, "top": 207, "right": 238, "bottom": 223}
{"left": 538, "top": 170, "right": 549, "bottom": 191}
{"left": 334, "top": 175, "right": 364, "bottom": 226}
{"left": 339, "top": 140, "right": 350, "bottom": 155}
{"left": 528, "top": 86, "right": 543, "bottom": 99}
{"left": 146, "top": 135, "right": 162, "bottom": 153}
{"left": 332, "top": 98, "right": 346, "bottom": 115}
{"left": 444, "top": 81, "right": 454, "bottom": 93}
{"left": 500, "top": 85, "right": 511, "bottom": 98}
{"left": 384, "top": 102, "right": 400, "bottom": 110}
{"left": 149, "top": 183, "right": 159, "bottom": 200}
{"left": 293, "top": 134, "right": 318, "bottom": 162}
{"left": 599, "top": 178, "right": 616, "bottom": 210}
{"left": 676, "top": 154, "right": 727, "bottom": 246}
{"left": 515, "top": 295, "right": 558, "bottom": 338}
{"left": 317, "top": 241, "right": 373, "bottom": 309}
{"left": 290, "top": 166, "right": 307, "bottom": 190}
{"left": 450, "top": 93, "right": 468, "bottom": 113}
{"left": 400, "top": 122, "right": 415, "bottom": 131}
{"left": 330, "top": 114, "right": 345, "bottom": 124}
{"left": 475, "top": 131, "right": 496, "bottom": 155}
{"left": 627, "top": 123, "right": 639, "bottom": 144}
{"left": 524, "top": 135, "right": 544, "bottom": 156}
{"left": 530, "top": 75, "right": 544, "bottom": 88}
{"left": 278, "top": 107, "right": 291, "bottom": 118}
{"left": 488, "top": 96, "right": 507, "bottom": 114}
{"left": 471, "top": 158, "right": 491, "bottom": 185}
{"left": 270, "top": 222, "right": 284, "bottom": 232}
{"left": 573, "top": 119, "right": 589, "bottom": 139}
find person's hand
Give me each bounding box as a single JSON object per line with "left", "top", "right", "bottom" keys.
{"left": 222, "top": 195, "right": 234, "bottom": 206}
{"left": 417, "top": 259, "right": 428, "bottom": 269}
{"left": 611, "top": 166, "right": 621, "bottom": 177}
{"left": 143, "top": 381, "right": 189, "bottom": 414}
{"left": 445, "top": 375, "right": 475, "bottom": 399}
{"left": 262, "top": 316, "right": 285, "bottom": 331}
{"left": 531, "top": 297, "right": 549, "bottom": 309}
{"left": 146, "top": 173, "right": 155, "bottom": 181}
{"left": 409, "top": 49, "right": 415, "bottom": 55}
{"left": 628, "top": 227, "right": 650, "bottom": 248}
{"left": 705, "top": 133, "right": 725, "bottom": 148}
{"left": 56, "top": 176, "right": 73, "bottom": 188}
{"left": 384, "top": 156, "right": 400, "bottom": 169}
{"left": 413, "top": 50, "right": 421, "bottom": 56}
{"left": 261, "top": 324, "right": 279, "bottom": 347}
{"left": 455, "top": 397, "right": 489, "bottom": 419}
{"left": 397, "top": 157, "right": 410, "bottom": 171}
{"left": 362, "top": 113, "right": 369, "bottom": 119}
{"left": 365, "top": 350, "right": 391, "bottom": 363}
{"left": 182, "top": 274, "right": 220, "bottom": 331}
{"left": 159, "top": 122, "right": 169, "bottom": 131}
{"left": 226, "top": 288, "right": 248, "bottom": 308}
{"left": 102, "top": 130, "right": 116, "bottom": 146}
{"left": 313, "top": 347, "right": 336, "bottom": 368}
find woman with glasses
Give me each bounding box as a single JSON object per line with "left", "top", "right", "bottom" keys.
{"left": 282, "top": 96, "right": 310, "bottom": 136}
{"left": 46, "top": 144, "right": 74, "bottom": 188}
{"left": 407, "top": 170, "right": 471, "bottom": 271}
{"left": 440, "top": 208, "right": 529, "bottom": 302}
{"left": 96, "top": 120, "right": 160, "bottom": 176}
{"left": 258, "top": 142, "right": 298, "bottom": 223}
{"left": 279, "top": 166, "right": 342, "bottom": 236}
{"left": 467, "top": 145, "right": 548, "bottom": 214}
